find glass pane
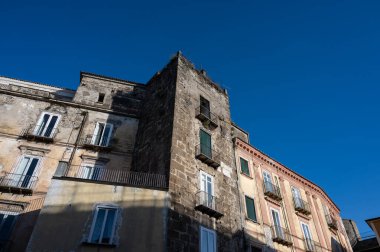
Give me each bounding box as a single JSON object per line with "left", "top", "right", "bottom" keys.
{"left": 101, "top": 209, "right": 116, "bottom": 244}
{"left": 100, "top": 124, "right": 112, "bottom": 146}
{"left": 44, "top": 115, "right": 58, "bottom": 137}
{"left": 36, "top": 114, "right": 50, "bottom": 135}
{"left": 93, "top": 123, "right": 104, "bottom": 145}
{"left": 21, "top": 158, "right": 38, "bottom": 188}
{"left": 90, "top": 209, "right": 106, "bottom": 243}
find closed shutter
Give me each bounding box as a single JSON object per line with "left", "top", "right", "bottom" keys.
{"left": 245, "top": 196, "right": 257, "bottom": 221}
{"left": 240, "top": 158, "right": 250, "bottom": 176}
{"left": 200, "top": 130, "right": 212, "bottom": 158}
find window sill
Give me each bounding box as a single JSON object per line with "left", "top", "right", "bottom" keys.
{"left": 240, "top": 172, "right": 253, "bottom": 179}
{"left": 82, "top": 242, "right": 116, "bottom": 248}
{"left": 245, "top": 217, "right": 259, "bottom": 224}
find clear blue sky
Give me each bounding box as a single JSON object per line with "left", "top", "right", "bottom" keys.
{"left": 1, "top": 0, "right": 378, "bottom": 236}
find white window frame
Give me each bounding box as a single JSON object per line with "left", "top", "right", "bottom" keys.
{"left": 12, "top": 155, "right": 41, "bottom": 188}
{"left": 91, "top": 122, "right": 113, "bottom": 147}
{"left": 199, "top": 171, "right": 214, "bottom": 209}
{"left": 200, "top": 226, "right": 216, "bottom": 252}
{"left": 33, "top": 112, "right": 61, "bottom": 137}
{"left": 270, "top": 207, "right": 285, "bottom": 239}
{"left": 300, "top": 221, "right": 314, "bottom": 251}
{"left": 199, "top": 171, "right": 214, "bottom": 195}
{"left": 88, "top": 205, "right": 118, "bottom": 245}
{"left": 79, "top": 163, "right": 103, "bottom": 180}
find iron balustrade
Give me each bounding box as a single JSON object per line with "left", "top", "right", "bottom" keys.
{"left": 195, "top": 144, "right": 221, "bottom": 168}
{"left": 263, "top": 181, "right": 282, "bottom": 201}
{"left": 304, "top": 238, "right": 323, "bottom": 252}
{"left": 65, "top": 166, "right": 167, "bottom": 189}
{"left": 21, "top": 124, "right": 58, "bottom": 142}
{"left": 195, "top": 106, "right": 218, "bottom": 129}
{"left": 79, "top": 135, "right": 112, "bottom": 150}
{"left": 271, "top": 225, "right": 293, "bottom": 246}
{"left": 292, "top": 196, "right": 311, "bottom": 215}
{"left": 195, "top": 191, "right": 223, "bottom": 219}
{"left": 0, "top": 172, "right": 38, "bottom": 194}
{"left": 325, "top": 214, "right": 338, "bottom": 230}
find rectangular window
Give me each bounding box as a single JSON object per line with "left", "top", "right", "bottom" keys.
{"left": 271, "top": 208, "right": 284, "bottom": 239}
{"left": 200, "top": 96, "right": 211, "bottom": 119}
{"left": 240, "top": 157, "right": 250, "bottom": 176}
{"left": 200, "top": 130, "right": 212, "bottom": 158}
{"left": 79, "top": 165, "right": 102, "bottom": 180}
{"left": 245, "top": 196, "right": 257, "bottom": 222}
{"left": 34, "top": 112, "right": 60, "bottom": 138}
{"left": 0, "top": 212, "right": 18, "bottom": 241}
{"left": 301, "top": 222, "right": 314, "bottom": 251}
{"left": 200, "top": 226, "right": 216, "bottom": 252}
{"left": 200, "top": 171, "right": 214, "bottom": 209}
{"left": 291, "top": 186, "right": 303, "bottom": 208}
{"left": 88, "top": 206, "right": 118, "bottom": 245}
{"left": 91, "top": 123, "right": 113, "bottom": 147}
{"left": 12, "top": 156, "right": 40, "bottom": 188}
{"left": 98, "top": 93, "right": 105, "bottom": 103}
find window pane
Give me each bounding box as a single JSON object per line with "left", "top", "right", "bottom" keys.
{"left": 240, "top": 158, "right": 250, "bottom": 176}
{"left": 101, "top": 209, "right": 116, "bottom": 244}
{"left": 100, "top": 124, "right": 112, "bottom": 146}
{"left": 93, "top": 123, "right": 104, "bottom": 145}
{"left": 44, "top": 115, "right": 58, "bottom": 137}
{"left": 90, "top": 209, "right": 106, "bottom": 243}
{"left": 36, "top": 114, "right": 50, "bottom": 135}
{"left": 245, "top": 196, "right": 257, "bottom": 221}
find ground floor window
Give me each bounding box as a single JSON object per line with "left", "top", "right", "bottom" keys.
{"left": 0, "top": 212, "right": 18, "bottom": 242}
{"left": 200, "top": 226, "right": 216, "bottom": 252}
{"left": 88, "top": 205, "right": 118, "bottom": 245}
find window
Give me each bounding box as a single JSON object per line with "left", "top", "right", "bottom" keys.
{"left": 301, "top": 222, "right": 314, "bottom": 251}
{"left": 0, "top": 212, "right": 17, "bottom": 242}
{"left": 88, "top": 206, "right": 118, "bottom": 245}
{"left": 79, "top": 165, "right": 102, "bottom": 180}
{"left": 12, "top": 156, "right": 40, "bottom": 188}
{"left": 200, "top": 129, "right": 212, "bottom": 158}
{"left": 245, "top": 196, "right": 257, "bottom": 222}
{"left": 263, "top": 171, "right": 274, "bottom": 192}
{"left": 291, "top": 186, "right": 303, "bottom": 208}
{"left": 200, "top": 171, "right": 214, "bottom": 208}
{"left": 240, "top": 157, "right": 250, "bottom": 176}
{"left": 34, "top": 112, "right": 60, "bottom": 138}
{"left": 200, "top": 226, "right": 216, "bottom": 252}
{"left": 271, "top": 208, "right": 284, "bottom": 238}
{"left": 200, "top": 96, "right": 211, "bottom": 118}
{"left": 91, "top": 123, "right": 113, "bottom": 147}
{"left": 98, "top": 93, "right": 105, "bottom": 103}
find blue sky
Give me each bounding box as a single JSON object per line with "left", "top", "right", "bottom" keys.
{"left": 1, "top": 0, "right": 379, "bottom": 236}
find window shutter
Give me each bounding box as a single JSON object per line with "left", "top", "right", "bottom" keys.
{"left": 240, "top": 158, "right": 250, "bottom": 176}
{"left": 245, "top": 196, "right": 257, "bottom": 222}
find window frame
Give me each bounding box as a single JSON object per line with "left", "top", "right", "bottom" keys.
{"left": 12, "top": 155, "right": 41, "bottom": 188}
{"left": 33, "top": 112, "right": 61, "bottom": 138}
{"left": 199, "top": 225, "right": 216, "bottom": 252}
{"left": 239, "top": 157, "right": 250, "bottom": 176}
{"left": 88, "top": 205, "right": 119, "bottom": 245}
{"left": 244, "top": 195, "right": 257, "bottom": 222}
{"left": 91, "top": 122, "right": 113, "bottom": 147}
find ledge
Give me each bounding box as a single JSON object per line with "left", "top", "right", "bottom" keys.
{"left": 240, "top": 172, "right": 253, "bottom": 180}
{"left": 295, "top": 211, "right": 311, "bottom": 220}
{"left": 264, "top": 196, "right": 282, "bottom": 207}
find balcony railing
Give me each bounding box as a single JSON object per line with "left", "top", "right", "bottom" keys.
{"left": 195, "top": 106, "right": 218, "bottom": 129}
{"left": 304, "top": 238, "right": 323, "bottom": 252}
{"left": 0, "top": 172, "right": 38, "bottom": 195}
{"left": 63, "top": 166, "right": 167, "bottom": 189}
{"left": 79, "top": 135, "right": 112, "bottom": 151}
{"left": 20, "top": 124, "right": 58, "bottom": 143}
{"left": 195, "top": 144, "right": 221, "bottom": 168}
{"left": 271, "top": 225, "right": 293, "bottom": 246}
{"left": 326, "top": 214, "right": 338, "bottom": 230}
{"left": 293, "top": 196, "right": 311, "bottom": 215}
{"left": 263, "top": 181, "right": 282, "bottom": 201}
{"left": 194, "top": 191, "right": 223, "bottom": 219}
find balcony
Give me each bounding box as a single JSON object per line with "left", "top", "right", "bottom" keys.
{"left": 195, "top": 106, "right": 218, "bottom": 129}
{"left": 194, "top": 191, "right": 223, "bottom": 219}
{"left": 62, "top": 166, "right": 168, "bottom": 189}
{"left": 326, "top": 214, "right": 338, "bottom": 230}
{"left": 304, "top": 238, "right": 323, "bottom": 252}
{"left": 263, "top": 181, "right": 282, "bottom": 201}
{"left": 293, "top": 197, "right": 311, "bottom": 215}
{"left": 0, "top": 172, "right": 38, "bottom": 195}
{"left": 79, "top": 135, "right": 112, "bottom": 152}
{"left": 195, "top": 144, "right": 220, "bottom": 168}
{"left": 271, "top": 225, "right": 293, "bottom": 246}
{"left": 20, "top": 124, "right": 58, "bottom": 143}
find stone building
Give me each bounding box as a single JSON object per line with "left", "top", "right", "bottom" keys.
{"left": 0, "top": 52, "right": 352, "bottom": 252}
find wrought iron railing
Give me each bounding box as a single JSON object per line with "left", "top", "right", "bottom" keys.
{"left": 195, "top": 106, "right": 218, "bottom": 128}
{"left": 195, "top": 144, "right": 221, "bottom": 168}
{"left": 271, "top": 225, "right": 293, "bottom": 246}
{"left": 65, "top": 166, "right": 167, "bottom": 189}
{"left": 21, "top": 124, "right": 58, "bottom": 141}
{"left": 79, "top": 135, "right": 111, "bottom": 149}
{"left": 304, "top": 238, "right": 322, "bottom": 252}
{"left": 0, "top": 172, "right": 38, "bottom": 191}
{"left": 195, "top": 191, "right": 223, "bottom": 218}
{"left": 293, "top": 196, "right": 311, "bottom": 215}
{"left": 263, "top": 181, "right": 282, "bottom": 201}
{"left": 325, "top": 214, "right": 338, "bottom": 230}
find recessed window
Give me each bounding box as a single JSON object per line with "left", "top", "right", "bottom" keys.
{"left": 240, "top": 157, "right": 250, "bottom": 176}
{"left": 98, "top": 93, "right": 105, "bottom": 103}
{"left": 12, "top": 155, "right": 40, "bottom": 189}
{"left": 245, "top": 196, "right": 257, "bottom": 222}
{"left": 34, "top": 112, "right": 60, "bottom": 138}
{"left": 200, "top": 226, "right": 216, "bottom": 252}
{"left": 91, "top": 123, "right": 113, "bottom": 147}
{"left": 200, "top": 96, "right": 211, "bottom": 118}
{"left": 88, "top": 206, "right": 118, "bottom": 245}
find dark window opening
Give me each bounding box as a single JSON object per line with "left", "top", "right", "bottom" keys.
{"left": 98, "top": 93, "right": 105, "bottom": 103}
{"left": 200, "top": 96, "right": 211, "bottom": 118}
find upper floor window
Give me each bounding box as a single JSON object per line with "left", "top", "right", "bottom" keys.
{"left": 200, "top": 129, "right": 212, "bottom": 158}
{"left": 301, "top": 222, "right": 314, "bottom": 251}
{"left": 91, "top": 123, "right": 113, "bottom": 147}
{"left": 245, "top": 196, "right": 257, "bottom": 222}
{"left": 0, "top": 212, "right": 18, "bottom": 242}
{"left": 78, "top": 164, "right": 102, "bottom": 181}
{"left": 98, "top": 93, "right": 105, "bottom": 103}
{"left": 34, "top": 112, "right": 60, "bottom": 138}
{"left": 88, "top": 205, "right": 118, "bottom": 245}
{"left": 200, "top": 96, "right": 211, "bottom": 119}
{"left": 199, "top": 171, "right": 214, "bottom": 208}
{"left": 200, "top": 226, "right": 216, "bottom": 252}
{"left": 240, "top": 157, "right": 250, "bottom": 176}
{"left": 12, "top": 155, "right": 40, "bottom": 189}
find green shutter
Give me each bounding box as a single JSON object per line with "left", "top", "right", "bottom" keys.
{"left": 200, "top": 130, "right": 212, "bottom": 158}
{"left": 240, "top": 158, "right": 250, "bottom": 176}
{"left": 245, "top": 196, "right": 257, "bottom": 222}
